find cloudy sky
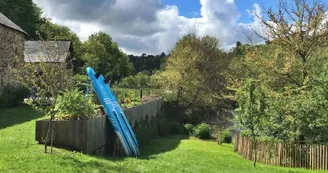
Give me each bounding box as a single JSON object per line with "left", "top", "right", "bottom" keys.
{"left": 31, "top": 0, "right": 301, "bottom": 55}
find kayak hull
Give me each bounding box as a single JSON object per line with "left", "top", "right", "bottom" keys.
{"left": 86, "top": 67, "right": 140, "bottom": 157}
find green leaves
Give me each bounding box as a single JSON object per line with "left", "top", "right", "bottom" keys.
{"left": 118, "top": 72, "right": 150, "bottom": 88}
{"left": 235, "top": 79, "right": 268, "bottom": 139}
{"left": 37, "top": 20, "right": 84, "bottom": 73}
{"left": 193, "top": 123, "right": 211, "bottom": 139}
{"left": 54, "top": 89, "right": 97, "bottom": 120}
{"left": 82, "top": 32, "right": 133, "bottom": 82}
{"left": 157, "top": 33, "right": 230, "bottom": 121}
{"left": 0, "top": 0, "right": 43, "bottom": 39}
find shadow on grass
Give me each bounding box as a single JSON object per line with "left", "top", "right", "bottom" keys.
{"left": 98, "top": 135, "right": 188, "bottom": 161}
{"left": 138, "top": 135, "right": 188, "bottom": 159}
{"left": 0, "top": 104, "right": 43, "bottom": 130}
{"left": 59, "top": 155, "right": 137, "bottom": 172}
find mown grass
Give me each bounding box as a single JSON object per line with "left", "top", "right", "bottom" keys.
{"left": 0, "top": 106, "right": 326, "bottom": 173}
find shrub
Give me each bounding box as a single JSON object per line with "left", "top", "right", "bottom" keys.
{"left": 54, "top": 89, "right": 98, "bottom": 120}
{"left": 194, "top": 123, "right": 211, "bottom": 139}
{"left": 162, "top": 91, "right": 178, "bottom": 102}
{"left": 73, "top": 74, "right": 90, "bottom": 91}
{"left": 168, "top": 122, "right": 187, "bottom": 134}
{"left": 0, "top": 84, "right": 30, "bottom": 108}
{"left": 217, "top": 130, "right": 233, "bottom": 145}
{"left": 184, "top": 124, "right": 195, "bottom": 135}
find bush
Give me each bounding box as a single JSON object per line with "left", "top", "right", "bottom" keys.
{"left": 73, "top": 74, "right": 90, "bottom": 91}
{"left": 54, "top": 89, "right": 98, "bottom": 120}
{"left": 217, "top": 130, "right": 233, "bottom": 145}
{"left": 184, "top": 124, "right": 195, "bottom": 135}
{"left": 168, "top": 122, "right": 187, "bottom": 134}
{"left": 0, "top": 84, "right": 30, "bottom": 108}
{"left": 194, "top": 123, "right": 211, "bottom": 139}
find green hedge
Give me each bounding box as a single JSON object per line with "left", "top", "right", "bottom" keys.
{"left": 0, "top": 85, "right": 30, "bottom": 108}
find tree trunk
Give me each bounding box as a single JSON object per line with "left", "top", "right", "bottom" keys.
{"left": 44, "top": 120, "right": 51, "bottom": 153}
{"left": 253, "top": 139, "right": 257, "bottom": 167}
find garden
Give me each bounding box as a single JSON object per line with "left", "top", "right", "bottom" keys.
{"left": 1, "top": 106, "right": 326, "bottom": 173}
{"left": 1, "top": 0, "right": 328, "bottom": 172}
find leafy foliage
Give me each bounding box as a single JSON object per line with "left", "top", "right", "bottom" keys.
{"left": 0, "top": 84, "right": 30, "bottom": 108}
{"left": 229, "top": 0, "right": 328, "bottom": 146}
{"left": 235, "top": 79, "right": 267, "bottom": 140}
{"left": 258, "top": 0, "right": 328, "bottom": 82}
{"left": 128, "top": 52, "right": 167, "bottom": 74}
{"left": 184, "top": 124, "right": 195, "bottom": 135}
{"left": 118, "top": 72, "right": 150, "bottom": 89}
{"left": 54, "top": 89, "right": 98, "bottom": 120}
{"left": 168, "top": 122, "right": 187, "bottom": 135}
{"left": 0, "top": 0, "right": 44, "bottom": 39}
{"left": 115, "top": 90, "right": 141, "bottom": 109}
{"left": 10, "top": 43, "right": 74, "bottom": 153}
{"left": 37, "top": 20, "right": 84, "bottom": 73}
{"left": 194, "top": 123, "right": 211, "bottom": 139}
{"left": 217, "top": 130, "right": 232, "bottom": 145}
{"left": 82, "top": 32, "right": 134, "bottom": 83}
{"left": 156, "top": 33, "right": 231, "bottom": 122}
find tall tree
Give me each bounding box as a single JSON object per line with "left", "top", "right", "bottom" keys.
{"left": 0, "top": 0, "right": 44, "bottom": 39}
{"left": 158, "top": 33, "right": 230, "bottom": 121}
{"left": 235, "top": 79, "right": 268, "bottom": 167}
{"left": 82, "top": 32, "right": 134, "bottom": 83}
{"left": 128, "top": 52, "right": 166, "bottom": 74}
{"left": 257, "top": 0, "right": 328, "bottom": 85}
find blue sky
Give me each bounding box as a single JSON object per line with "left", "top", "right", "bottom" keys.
{"left": 161, "top": 0, "right": 327, "bottom": 22}
{"left": 162, "top": 0, "right": 280, "bottom": 21}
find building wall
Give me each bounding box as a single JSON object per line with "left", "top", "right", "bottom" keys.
{"left": 0, "top": 24, "right": 25, "bottom": 93}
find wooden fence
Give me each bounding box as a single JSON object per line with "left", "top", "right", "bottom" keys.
{"left": 234, "top": 134, "right": 328, "bottom": 170}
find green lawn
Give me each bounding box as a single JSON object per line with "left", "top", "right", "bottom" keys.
{"left": 0, "top": 106, "right": 327, "bottom": 173}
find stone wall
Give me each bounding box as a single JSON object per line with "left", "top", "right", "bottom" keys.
{"left": 0, "top": 24, "right": 25, "bottom": 93}
{"left": 35, "top": 98, "right": 166, "bottom": 156}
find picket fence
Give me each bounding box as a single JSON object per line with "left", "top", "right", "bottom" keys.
{"left": 234, "top": 134, "right": 328, "bottom": 170}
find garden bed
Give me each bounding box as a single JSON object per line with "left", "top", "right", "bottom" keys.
{"left": 35, "top": 98, "right": 165, "bottom": 155}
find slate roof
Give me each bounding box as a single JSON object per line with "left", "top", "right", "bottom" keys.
{"left": 24, "top": 41, "right": 72, "bottom": 63}
{"left": 0, "top": 12, "right": 27, "bottom": 34}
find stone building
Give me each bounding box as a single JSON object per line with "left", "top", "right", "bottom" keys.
{"left": 24, "top": 41, "right": 72, "bottom": 64}
{"left": 0, "top": 12, "right": 27, "bottom": 93}
{"left": 24, "top": 41, "right": 74, "bottom": 89}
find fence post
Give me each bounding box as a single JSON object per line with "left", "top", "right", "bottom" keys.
{"left": 323, "top": 145, "right": 328, "bottom": 170}
{"left": 324, "top": 145, "right": 328, "bottom": 170}
{"left": 279, "top": 143, "right": 282, "bottom": 166}
{"left": 312, "top": 145, "right": 314, "bottom": 170}
{"left": 234, "top": 134, "right": 239, "bottom": 152}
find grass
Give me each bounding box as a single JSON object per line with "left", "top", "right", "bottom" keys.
{"left": 0, "top": 106, "right": 327, "bottom": 173}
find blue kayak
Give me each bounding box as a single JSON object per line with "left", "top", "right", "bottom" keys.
{"left": 86, "top": 67, "right": 140, "bottom": 157}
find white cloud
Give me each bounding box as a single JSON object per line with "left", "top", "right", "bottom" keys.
{"left": 33, "top": 0, "right": 265, "bottom": 55}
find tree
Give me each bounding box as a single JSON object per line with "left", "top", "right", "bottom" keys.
{"left": 229, "top": 0, "right": 328, "bottom": 146}
{"left": 0, "top": 0, "right": 44, "bottom": 39}
{"left": 257, "top": 0, "right": 328, "bottom": 85}
{"left": 118, "top": 72, "right": 150, "bottom": 89}
{"left": 37, "top": 20, "right": 84, "bottom": 73}
{"left": 10, "top": 42, "right": 73, "bottom": 153}
{"left": 235, "top": 79, "right": 268, "bottom": 167}
{"left": 82, "top": 32, "right": 134, "bottom": 83}
{"left": 159, "top": 33, "right": 230, "bottom": 121}
{"left": 128, "top": 52, "right": 166, "bottom": 74}
{"left": 264, "top": 56, "right": 328, "bottom": 144}
{"left": 118, "top": 72, "right": 150, "bottom": 98}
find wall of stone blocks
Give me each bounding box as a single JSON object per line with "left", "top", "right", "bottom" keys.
{"left": 0, "top": 24, "right": 25, "bottom": 93}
